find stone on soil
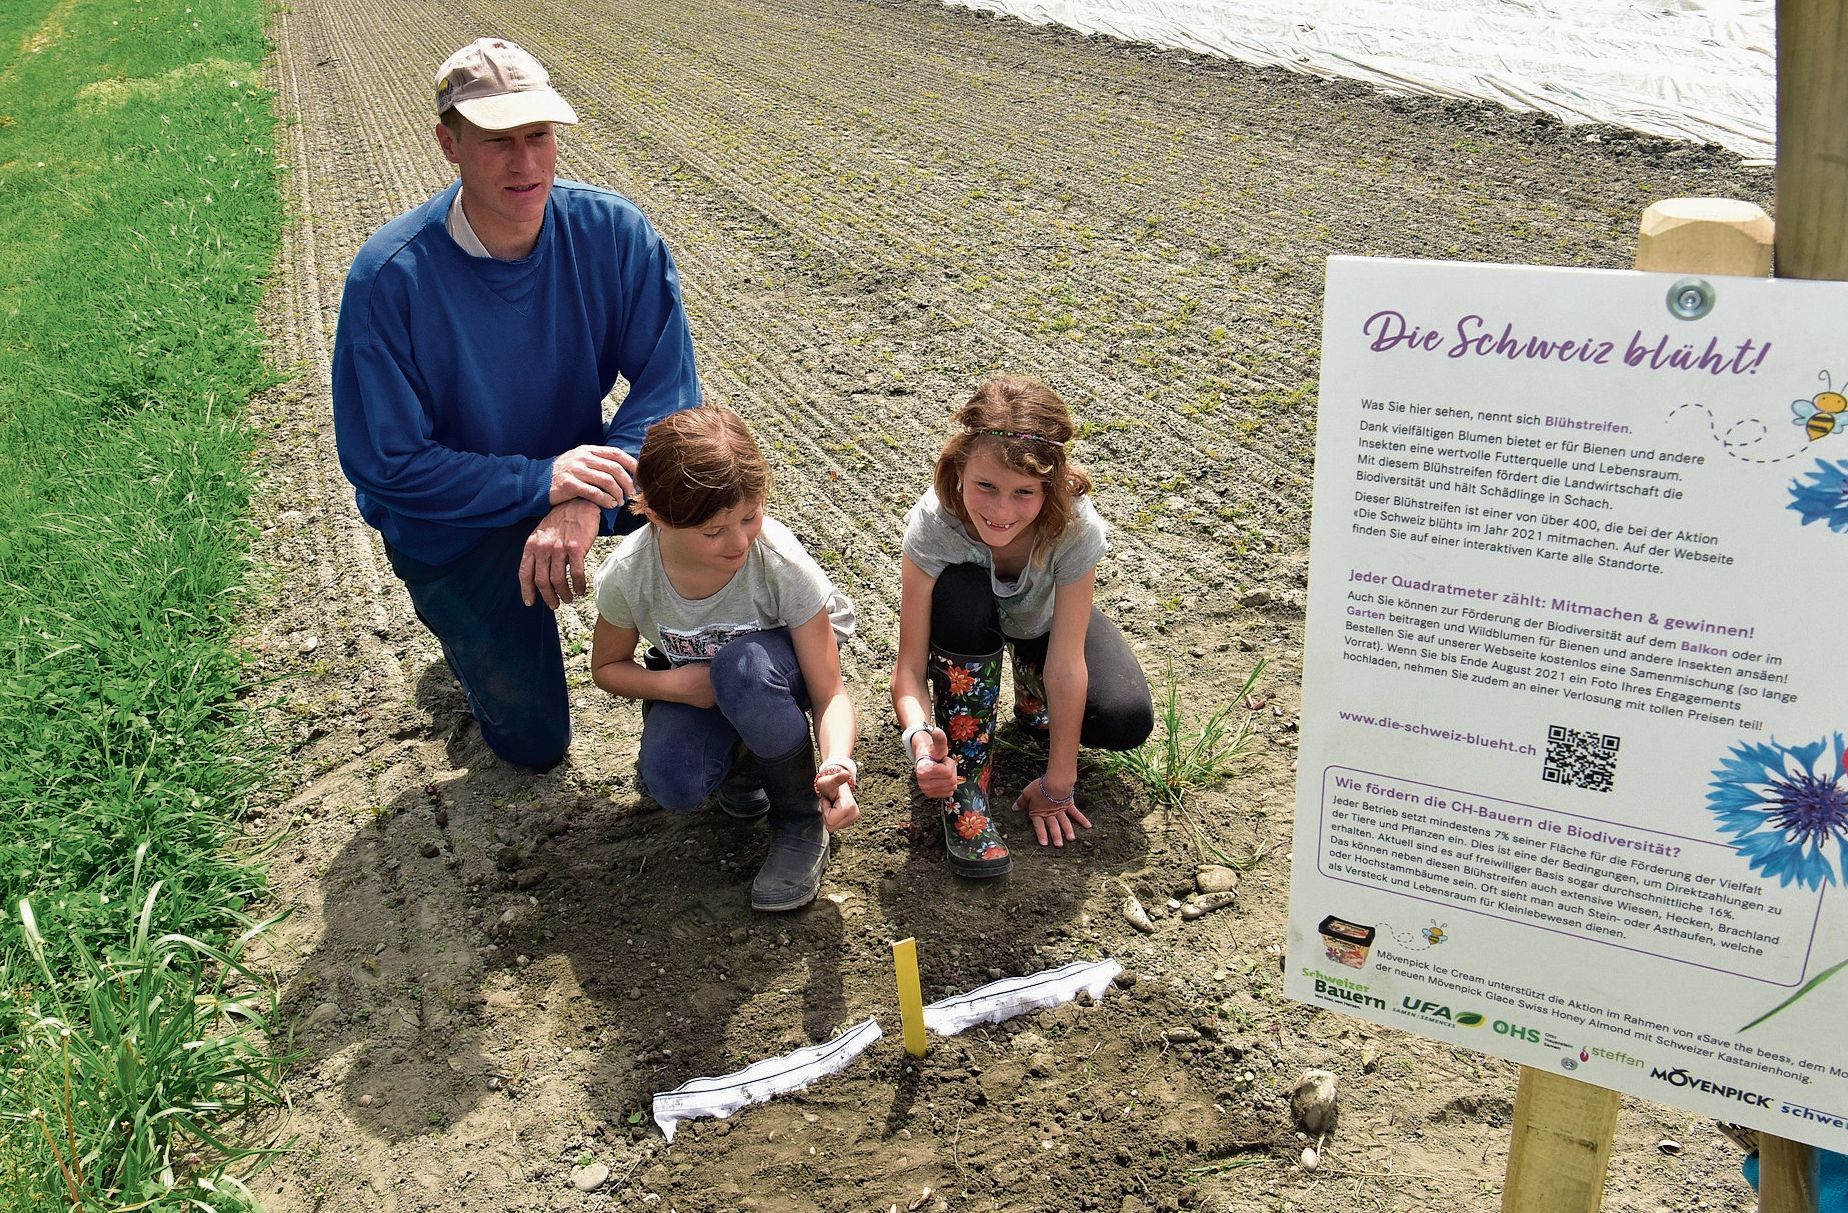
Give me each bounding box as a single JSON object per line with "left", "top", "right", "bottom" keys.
{"left": 1290, "top": 1069, "right": 1338, "bottom": 1133}
{"left": 1195, "top": 865, "right": 1238, "bottom": 894}
{"left": 570, "top": 1163, "right": 609, "bottom": 1191}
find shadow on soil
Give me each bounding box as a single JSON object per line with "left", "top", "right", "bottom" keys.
{"left": 279, "top": 660, "right": 1158, "bottom": 1150}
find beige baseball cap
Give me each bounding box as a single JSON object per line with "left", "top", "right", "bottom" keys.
{"left": 434, "top": 39, "right": 578, "bottom": 130}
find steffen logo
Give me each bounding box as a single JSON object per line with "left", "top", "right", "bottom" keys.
{"left": 1398, "top": 998, "right": 1485, "bottom": 1027}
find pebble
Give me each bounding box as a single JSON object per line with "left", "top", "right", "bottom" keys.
{"left": 1290, "top": 1069, "right": 1338, "bottom": 1133}
{"left": 728, "top": 927, "right": 748, "bottom": 944}
{"left": 306, "top": 1001, "right": 340, "bottom": 1028}
{"left": 1195, "top": 866, "right": 1239, "bottom": 894}
{"left": 357, "top": 1093, "right": 374, "bottom": 1107}
{"left": 1181, "top": 891, "right": 1237, "bottom": 920}
{"left": 1026, "top": 1053, "right": 1058, "bottom": 1077}
{"left": 1165, "top": 1027, "right": 1201, "bottom": 1044}
{"left": 1120, "top": 890, "right": 1154, "bottom": 933}
{"left": 1300, "top": 1146, "right": 1320, "bottom": 1171}
{"left": 570, "top": 1163, "right": 609, "bottom": 1192}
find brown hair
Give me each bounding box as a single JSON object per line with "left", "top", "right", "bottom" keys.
{"left": 933, "top": 376, "right": 1093, "bottom": 553}
{"left": 633, "top": 406, "right": 771, "bottom": 528}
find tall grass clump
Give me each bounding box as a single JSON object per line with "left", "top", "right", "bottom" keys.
{"left": 2, "top": 853, "right": 290, "bottom": 1212}
{"left": 0, "top": 0, "right": 290, "bottom": 1203}
{"left": 1103, "top": 660, "right": 1268, "bottom": 861}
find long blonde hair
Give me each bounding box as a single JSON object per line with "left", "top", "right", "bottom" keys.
{"left": 933, "top": 376, "right": 1093, "bottom": 552}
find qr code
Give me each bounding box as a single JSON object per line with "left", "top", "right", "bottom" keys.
{"left": 1543, "top": 725, "right": 1620, "bottom": 792}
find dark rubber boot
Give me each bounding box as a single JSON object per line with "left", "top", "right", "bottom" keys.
{"left": 750, "top": 741, "right": 830, "bottom": 911}
{"left": 927, "top": 646, "right": 1011, "bottom": 878}
{"left": 716, "top": 745, "right": 769, "bottom": 819}
{"left": 634, "top": 647, "right": 673, "bottom": 801}
{"left": 1006, "top": 641, "right": 1050, "bottom": 738}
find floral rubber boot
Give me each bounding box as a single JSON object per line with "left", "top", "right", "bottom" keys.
{"left": 927, "top": 646, "right": 1012, "bottom": 878}
{"left": 1005, "top": 641, "right": 1050, "bottom": 738}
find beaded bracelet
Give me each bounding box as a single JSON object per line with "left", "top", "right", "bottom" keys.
{"left": 1038, "top": 778, "right": 1076, "bottom": 807}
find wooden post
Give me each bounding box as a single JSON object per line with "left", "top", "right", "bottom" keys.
{"left": 1757, "top": 3, "right": 1848, "bottom": 1210}
{"left": 1634, "top": 199, "right": 1775, "bottom": 274}
{"left": 1774, "top": 0, "right": 1848, "bottom": 281}
{"left": 1761, "top": 1136, "right": 1822, "bottom": 1213}
{"left": 1502, "top": 1070, "right": 1621, "bottom": 1213}
{"left": 1501, "top": 196, "right": 1773, "bottom": 1213}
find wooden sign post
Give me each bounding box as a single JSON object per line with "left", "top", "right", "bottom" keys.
{"left": 1754, "top": 0, "right": 1847, "bottom": 1205}
{"left": 1499, "top": 197, "right": 1777, "bottom": 1213}
{"left": 1504, "top": 0, "right": 1846, "bottom": 1201}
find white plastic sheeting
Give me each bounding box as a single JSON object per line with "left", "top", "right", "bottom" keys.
{"left": 651, "top": 1017, "right": 884, "bottom": 1141}
{"left": 944, "top": 0, "right": 1774, "bottom": 163}
{"left": 920, "top": 957, "right": 1123, "bottom": 1035}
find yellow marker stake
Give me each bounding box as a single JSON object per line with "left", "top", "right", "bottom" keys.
{"left": 892, "top": 937, "right": 927, "bottom": 1057}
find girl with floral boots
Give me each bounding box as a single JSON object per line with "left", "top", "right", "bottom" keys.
{"left": 890, "top": 376, "right": 1154, "bottom": 877}
{"left": 590, "top": 407, "right": 859, "bottom": 911}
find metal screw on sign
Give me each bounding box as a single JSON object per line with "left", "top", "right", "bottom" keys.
{"left": 1666, "top": 277, "right": 1715, "bottom": 320}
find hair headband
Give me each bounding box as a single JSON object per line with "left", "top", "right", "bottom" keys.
{"left": 979, "top": 428, "right": 1063, "bottom": 448}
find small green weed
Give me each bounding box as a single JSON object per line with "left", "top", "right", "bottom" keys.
{"left": 1103, "top": 660, "right": 1267, "bottom": 859}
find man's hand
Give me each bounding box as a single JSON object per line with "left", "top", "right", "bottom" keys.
{"left": 520, "top": 498, "right": 601, "bottom": 609}
{"left": 550, "top": 444, "right": 638, "bottom": 509}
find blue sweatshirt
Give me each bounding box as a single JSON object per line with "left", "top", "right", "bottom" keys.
{"left": 332, "top": 179, "right": 701, "bottom": 565}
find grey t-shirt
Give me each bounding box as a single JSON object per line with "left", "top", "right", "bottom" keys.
{"left": 901, "top": 488, "right": 1108, "bottom": 639}
{"left": 594, "top": 516, "right": 855, "bottom": 664}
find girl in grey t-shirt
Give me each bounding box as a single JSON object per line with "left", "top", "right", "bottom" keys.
{"left": 890, "top": 376, "right": 1153, "bottom": 879}
{"left": 590, "top": 407, "right": 858, "bottom": 912}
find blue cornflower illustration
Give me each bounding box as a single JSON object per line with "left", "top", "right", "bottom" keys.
{"left": 1707, "top": 733, "right": 1848, "bottom": 890}
{"left": 1787, "top": 459, "right": 1848, "bottom": 532}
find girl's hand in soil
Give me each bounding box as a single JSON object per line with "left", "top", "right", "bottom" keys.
{"left": 1013, "top": 777, "right": 1092, "bottom": 847}
{"left": 816, "top": 760, "right": 860, "bottom": 832}
{"left": 910, "top": 725, "right": 962, "bottom": 799}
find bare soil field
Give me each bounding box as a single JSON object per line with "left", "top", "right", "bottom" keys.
{"left": 247, "top": 0, "right": 1776, "bottom": 1209}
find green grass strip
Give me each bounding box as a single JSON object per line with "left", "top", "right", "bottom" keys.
{"left": 0, "top": 0, "right": 289, "bottom": 1205}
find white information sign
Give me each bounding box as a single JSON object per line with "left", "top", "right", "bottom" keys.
{"left": 1285, "top": 257, "right": 1848, "bottom": 1152}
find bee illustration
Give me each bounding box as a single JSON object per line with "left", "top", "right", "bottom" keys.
{"left": 1422, "top": 922, "right": 1448, "bottom": 946}
{"left": 1791, "top": 371, "right": 1847, "bottom": 442}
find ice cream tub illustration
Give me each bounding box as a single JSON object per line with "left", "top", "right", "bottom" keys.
{"left": 1319, "top": 915, "right": 1376, "bottom": 969}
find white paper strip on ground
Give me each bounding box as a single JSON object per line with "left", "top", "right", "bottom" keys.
{"left": 922, "top": 958, "right": 1123, "bottom": 1036}
{"left": 651, "top": 1017, "right": 884, "bottom": 1142}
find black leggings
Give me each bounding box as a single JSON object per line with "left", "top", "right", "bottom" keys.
{"left": 929, "top": 563, "right": 1154, "bottom": 752}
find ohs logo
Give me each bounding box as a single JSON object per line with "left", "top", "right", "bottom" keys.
{"left": 1494, "top": 1020, "right": 1541, "bottom": 1044}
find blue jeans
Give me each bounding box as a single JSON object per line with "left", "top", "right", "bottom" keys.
{"left": 639, "top": 629, "right": 813, "bottom": 812}
{"left": 386, "top": 513, "right": 640, "bottom": 771}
